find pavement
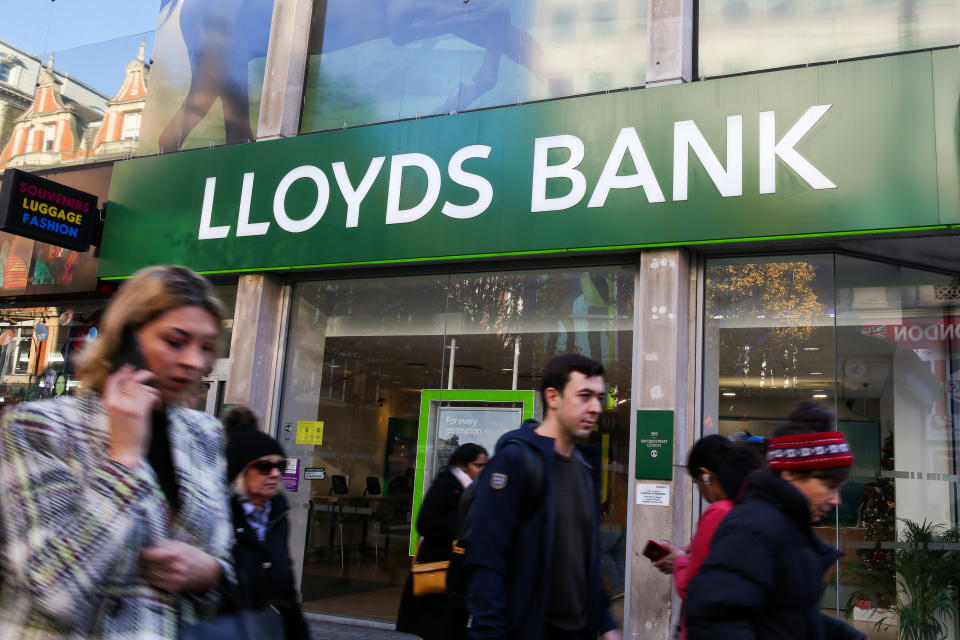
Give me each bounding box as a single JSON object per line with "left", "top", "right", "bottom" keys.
{"left": 307, "top": 617, "right": 421, "bottom": 639}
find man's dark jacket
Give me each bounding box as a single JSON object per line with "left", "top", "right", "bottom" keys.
{"left": 230, "top": 493, "right": 310, "bottom": 640}
{"left": 466, "top": 420, "right": 616, "bottom": 640}
{"left": 685, "top": 472, "right": 864, "bottom": 640}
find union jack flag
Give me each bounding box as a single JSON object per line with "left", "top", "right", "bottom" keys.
{"left": 861, "top": 325, "right": 887, "bottom": 338}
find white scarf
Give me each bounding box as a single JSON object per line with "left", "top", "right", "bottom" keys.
{"left": 450, "top": 465, "right": 472, "bottom": 488}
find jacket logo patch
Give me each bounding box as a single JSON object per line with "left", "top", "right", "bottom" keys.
{"left": 491, "top": 473, "right": 508, "bottom": 489}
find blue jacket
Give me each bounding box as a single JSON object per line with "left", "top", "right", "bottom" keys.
{"left": 466, "top": 420, "right": 616, "bottom": 640}
{"left": 685, "top": 472, "right": 864, "bottom": 640}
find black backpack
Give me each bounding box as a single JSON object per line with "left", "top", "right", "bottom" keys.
{"left": 445, "top": 437, "right": 544, "bottom": 603}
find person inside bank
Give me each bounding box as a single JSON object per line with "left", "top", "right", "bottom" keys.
{"left": 0, "top": 264, "right": 233, "bottom": 638}
{"left": 396, "top": 442, "right": 489, "bottom": 640}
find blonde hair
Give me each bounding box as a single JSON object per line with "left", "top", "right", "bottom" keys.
{"left": 78, "top": 265, "right": 225, "bottom": 394}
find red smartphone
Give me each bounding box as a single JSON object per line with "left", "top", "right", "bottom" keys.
{"left": 643, "top": 539, "right": 670, "bottom": 562}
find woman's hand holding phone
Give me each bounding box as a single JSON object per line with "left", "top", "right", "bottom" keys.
{"left": 103, "top": 365, "right": 160, "bottom": 469}
{"left": 651, "top": 540, "right": 686, "bottom": 574}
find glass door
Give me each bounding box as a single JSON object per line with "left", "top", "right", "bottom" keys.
{"left": 275, "top": 265, "right": 635, "bottom": 624}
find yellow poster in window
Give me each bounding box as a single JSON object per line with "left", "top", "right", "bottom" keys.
{"left": 296, "top": 421, "right": 324, "bottom": 445}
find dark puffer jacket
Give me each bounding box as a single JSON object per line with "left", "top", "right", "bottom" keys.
{"left": 685, "top": 472, "right": 864, "bottom": 640}
{"left": 230, "top": 493, "right": 309, "bottom": 640}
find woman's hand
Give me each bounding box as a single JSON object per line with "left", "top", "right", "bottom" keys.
{"left": 140, "top": 540, "right": 222, "bottom": 593}
{"left": 102, "top": 366, "right": 160, "bottom": 469}
{"left": 653, "top": 541, "right": 686, "bottom": 574}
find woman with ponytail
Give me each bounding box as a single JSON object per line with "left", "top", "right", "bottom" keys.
{"left": 653, "top": 435, "right": 760, "bottom": 638}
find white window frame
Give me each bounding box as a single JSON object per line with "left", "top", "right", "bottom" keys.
{"left": 121, "top": 111, "right": 141, "bottom": 141}
{"left": 43, "top": 124, "right": 56, "bottom": 151}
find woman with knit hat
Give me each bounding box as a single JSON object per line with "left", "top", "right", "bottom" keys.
{"left": 224, "top": 406, "right": 309, "bottom": 640}
{"left": 685, "top": 401, "right": 865, "bottom": 640}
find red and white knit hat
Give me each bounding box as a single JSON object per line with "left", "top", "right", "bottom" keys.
{"left": 766, "top": 431, "right": 853, "bottom": 471}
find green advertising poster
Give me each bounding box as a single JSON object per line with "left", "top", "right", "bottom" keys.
{"left": 100, "top": 49, "right": 959, "bottom": 278}
{"left": 636, "top": 410, "right": 674, "bottom": 481}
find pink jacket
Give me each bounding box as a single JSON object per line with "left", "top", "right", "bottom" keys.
{"left": 673, "top": 499, "right": 735, "bottom": 637}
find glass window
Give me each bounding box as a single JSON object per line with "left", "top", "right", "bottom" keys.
{"left": 0, "top": 301, "right": 108, "bottom": 409}
{"left": 704, "top": 253, "right": 960, "bottom": 638}
{"left": 0, "top": 61, "right": 10, "bottom": 83}
{"left": 43, "top": 124, "right": 55, "bottom": 151}
{"left": 121, "top": 111, "right": 141, "bottom": 140}
{"left": 25, "top": 127, "right": 34, "bottom": 152}
{"left": 138, "top": 1, "right": 272, "bottom": 154}
{"left": 212, "top": 280, "right": 238, "bottom": 358}
{"left": 699, "top": 0, "right": 960, "bottom": 78}
{"left": 300, "top": 0, "right": 646, "bottom": 133}
{"left": 277, "top": 265, "right": 635, "bottom": 624}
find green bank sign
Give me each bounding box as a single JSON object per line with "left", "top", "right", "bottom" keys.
{"left": 100, "top": 49, "right": 959, "bottom": 277}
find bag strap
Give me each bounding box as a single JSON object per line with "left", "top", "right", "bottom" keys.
{"left": 412, "top": 536, "right": 422, "bottom": 568}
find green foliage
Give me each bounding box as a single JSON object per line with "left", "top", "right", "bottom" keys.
{"left": 844, "top": 519, "right": 960, "bottom": 640}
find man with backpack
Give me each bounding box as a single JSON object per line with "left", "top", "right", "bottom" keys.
{"left": 465, "top": 354, "right": 622, "bottom": 640}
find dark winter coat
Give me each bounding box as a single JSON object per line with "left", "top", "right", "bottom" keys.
{"left": 396, "top": 469, "right": 466, "bottom": 640}
{"left": 230, "top": 493, "right": 309, "bottom": 640}
{"left": 466, "top": 420, "right": 616, "bottom": 640}
{"left": 685, "top": 472, "right": 865, "bottom": 640}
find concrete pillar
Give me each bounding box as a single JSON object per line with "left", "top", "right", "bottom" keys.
{"left": 645, "top": 0, "right": 695, "bottom": 86}
{"left": 257, "top": 0, "right": 314, "bottom": 140}
{"left": 626, "top": 249, "right": 695, "bottom": 639}
{"left": 225, "top": 274, "right": 286, "bottom": 421}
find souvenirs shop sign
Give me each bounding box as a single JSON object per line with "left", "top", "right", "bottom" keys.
{"left": 99, "top": 50, "right": 959, "bottom": 277}
{"left": 0, "top": 169, "right": 96, "bottom": 252}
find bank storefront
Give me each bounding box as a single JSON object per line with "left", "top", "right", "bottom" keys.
{"left": 100, "top": 48, "right": 960, "bottom": 636}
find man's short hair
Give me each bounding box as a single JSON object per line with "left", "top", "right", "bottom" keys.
{"left": 540, "top": 354, "right": 605, "bottom": 409}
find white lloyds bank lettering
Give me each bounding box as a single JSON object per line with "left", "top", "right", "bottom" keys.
{"left": 442, "top": 145, "right": 493, "bottom": 219}
{"left": 531, "top": 135, "right": 587, "bottom": 212}
{"left": 236, "top": 172, "right": 269, "bottom": 237}
{"left": 587, "top": 127, "right": 665, "bottom": 208}
{"left": 195, "top": 104, "right": 837, "bottom": 240}
{"left": 274, "top": 165, "right": 330, "bottom": 233}
{"left": 198, "top": 177, "right": 230, "bottom": 240}
{"left": 759, "top": 104, "right": 836, "bottom": 194}
{"left": 673, "top": 115, "right": 743, "bottom": 201}
{"left": 333, "top": 157, "right": 385, "bottom": 228}
{"left": 386, "top": 153, "right": 442, "bottom": 224}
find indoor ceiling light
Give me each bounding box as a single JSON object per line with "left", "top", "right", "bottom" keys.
{"left": 722, "top": 392, "right": 736, "bottom": 397}
{"left": 813, "top": 393, "right": 828, "bottom": 398}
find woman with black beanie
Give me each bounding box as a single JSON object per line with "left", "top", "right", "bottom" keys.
{"left": 224, "top": 405, "right": 309, "bottom": 640}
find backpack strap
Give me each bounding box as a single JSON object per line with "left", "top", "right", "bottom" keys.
{"left": 500, "top": 437, "right": 545, "bottom": 516}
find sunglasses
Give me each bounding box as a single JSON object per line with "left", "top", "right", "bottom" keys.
{"left": 249, "top": 460, "right": 285, "bottom": 474}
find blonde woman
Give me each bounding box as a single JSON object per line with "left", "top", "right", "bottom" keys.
{"left": 0, "top": 265, "right": 234, "bottom": 638}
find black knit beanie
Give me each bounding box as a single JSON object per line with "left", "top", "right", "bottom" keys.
{"left": 223, "top": 406, "right": 286, "bottom": 481}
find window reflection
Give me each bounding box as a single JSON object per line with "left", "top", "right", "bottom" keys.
{"left": 700, "top": 0, "right": 960, "bottom": 77}
{"left": 300, "top": 0, "right": 647, "bottom": 134}
{"left": 278, "top": 266, "right": 634, "bottom": 624}
{"left": 704, "top": 253, "right": 960, "bottom": 638}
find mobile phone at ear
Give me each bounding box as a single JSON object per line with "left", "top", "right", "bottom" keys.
{"left": 643, "top": 539, "right": 670, "bottom": 562}
{"left": 110, "top": 327, "right": 145, "bottom": 372}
